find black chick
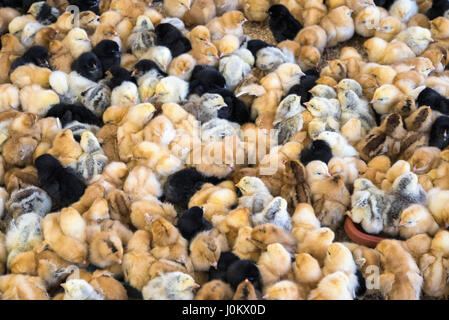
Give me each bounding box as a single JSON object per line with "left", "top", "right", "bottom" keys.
{"left": 417, "top": 87, "right": 449, "bottom": 115}
{"left": 283, "top": 71, "right": 319, "bottom": 103}
{"left": 92, "top": 40, "right": 121, "bottom": 73}
{"left": 374, "top": 0, "right": 395, "bottom": 9}
{"left": 209, "top": 251, "right": 240, "bottom": 282}
{"left": 426, "top": 0, "right": 449, "bottom": 19}
{"left": 226, "top": 260, "right": 262, "bottom": 292}
{"left": 245, "top": 39, "right": 272, "bottom": 59}
{"left": 355, "top": 269, "right": 367, "bottom": 298}
{"left": 429, "top": 116, "right": 449, "bottom": 150}
{"left": 189, "top": 65, "right": 227, "bottom": 96}
{"left": 68, "top": 0, "right": 100, "bottom": 14}
{"left": 45, "top": 103, "right": 102, "bottom": 127}
{"left": 35, "top": 154, "right": 86, "bottom": 209}
{"left": 28, "top": 1, "right": 60, "bottom": 25}
{"left": 209, "top": 88, "right": 251, "bottom": 124}
{"left": 155, "top": 23, "right": 192, "bottom": 58}
{"left": 267, "top": 4, "right": 303, "bottom": 43}
{"left": 300, "top": 139, "right": 333, "bottom": 165}
{"left": 176, "top": 206, "right": 212, "bottom": 241}
{"left": 71, "top": 52, "right": 103, "bottom": 82}
{"left": 10, "top": 45, "right": 49, "bottom": 73}
{"left": 107, "top": 65, "right": 136, "bottom": 89}
{"left": 132, "top": 59, "right": 167, "bottom": 79}
{"left": 163, "top": 167, "right": 222, "bottom": 208}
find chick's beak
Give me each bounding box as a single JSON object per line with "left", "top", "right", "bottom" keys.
{"left": 194, "top": 283, "right": 200, "bottom": 288}
{"left": 370, "top": 99, "right": 378, "bottom": 104}
{"left": 398, "top": 221, "right": 406, "bottom": 227}
{"left": 212, "top": 261, "right": 218, "bottom": 269}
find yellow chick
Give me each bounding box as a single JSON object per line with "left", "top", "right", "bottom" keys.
{"left": 399, "top": 204, "right": 439, "bottom": 239}
{"left": 19, "top": 85, "right": 60, "bottom": 116}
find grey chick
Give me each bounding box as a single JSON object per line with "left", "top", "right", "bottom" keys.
{"left": 349, "top": 178, "right": 393, "bottom": 235}
{"left": 126, "top": 16, "right": 157, "bottom": 59}
{"left": 338, "top": 90, "right": 376, "bottom": 132}
{"left": 252, "top": 196, "right": 292, "bottom": 232}
{"left": 80, "top": 80, "right": 112, "bottom": 118}
{"left": 274, "top": 94, "right": 304, "bottom": 143}
{"left": 385, "top": 172, "right": 427, "bottom": 236}
{"left": 236, "top": 176, "right": 274, "bottom": 215}
{"left": 76, "top": 131, "right": 108, "bottom": 182}
{"left": 219, "top": 54, "right": 251, "bottom": 91}
{"left": 201, "top": 118, "right": 241, "bottom": 142}
{"left": 309, "top": 84, "right": 337, "bottom": 99}
{"left": 5, "top": 186, "right": 52, "bottom": 221}
{"left": 184, "top": 93, "right": 228, "bottom": 123}
{"left": 256, "top": 47, "right": 289, "bottom": 73}
{"left": 336, "top": 79, "right": 363, "bottom": 97}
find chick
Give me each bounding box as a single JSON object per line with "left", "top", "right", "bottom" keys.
{"left": 264, "top": 280, "right": 303, "bottom": 300}
{"left": 28, "top": 1, "right": 60, "bottom": 25}
{"left": 427, "top": 188, "right": 449, "bottom": 228}
{"left": 219, "top": 50, "right": 252, "bottom": 91}
{"left": 183, "top": 0, "right": 216, "bottom": 26}
{"left": 167, "top": 53, "right": 196, "bottom": 80}
{"left": 389, "top": 0, "right": 418, "bottom": 22}
{"left": 256, "top": 46, "right": 289, "bottom": 73}
{"left": 252, "top": 197, "right": 292, "bottom": 232}
{"left": 195, "top": 280, "right": 233, "bottom": 300}
{"left": 155, "top": 76, "right": 189, "bottom": 104}
{"left": 164, "top": 0, "right": 191, "bottom": 19}
{"left": 257, "top": 243, "right": 292, "bottom": 286}
{"left": 0, "top": 84, "right": 19, "bottom": 111}
{"left": 375, "top": 16, "right": 405, "bottom": 41}
{"left": 371, "top": 84, "right": 404, "bottom": 115}
{"left": 236, "top": 176, "right": 274, "bottom": 215}
{"left": 267, "top": 4, "right": 303, "bottom": 43}
{"left": 233, "top": 279, "right": 258, "bottom": 300}
{"left": 395, "top": 26, "right": 434, "bottom": 55}
{"left": 62, "top": 278, "right": 104, "bottom": 300}
{"left": 141, "top": 46, "right": 172, "bottom": 73}
{"left": 126, "top": 16, "right": 156, "bottom": 59}
{"left": 63, "top": 27, "right": 92, "bottom": 59}
{"left": 376, "top": 239, "right": 423, "bottom": 300}
{"left": 189, "top": 41, "right": 219, "bottom": 66}
{"left": 399, "top": 204, "right": 439, "bottom": 239}
{"left": 298, "top": 227, "right": 335, "bottom": 265}
{"left": 308, "top": 271, "right": 355, "bottom": 300}
{"left": 318, "top": 131, "right": 359, "bottom": 158}
{"left": 355, "top": 5, "right": 386, "bottom": 38}
{"left": 19, "top": 84, "right": 59, "bottom": 116}
{"left": 206, "top": 10, "right": 246, "bottom": 41}
{"left": 320, "top": 6, "right": 355, "bottom": 47}
{"left": 142, "top": 271, "right": 198, "bottom": 300}
{"left": 0, "top": 274, "right": 49, "bottom": 300}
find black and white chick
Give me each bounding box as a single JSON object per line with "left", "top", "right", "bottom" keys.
{"left": 155, "top": 23, "right": 192, "bottom": 58}
{"left": 10, "top": 45, "right": 49, "bottom": 73}
{"left": 385, "top": 172, "right": 427, "bottom": 236}
{"left": 283, "top": 69, "right": 319, "bottom": 104}
{"left": 300, "top": 139, "right": 333, "bottom": 165}
{"left": 27, "top": 1, "right": 60, "bottom": 25}
{"left": 244, "top": 39, "right": 272, "bottom": 60}
{"left": 92, "top": 40, "right": 121, "bottom": 74}
{"left": 189, "top": 65, "right": 227, "bottom": 96}
{"left": 429, "top": 116, "right": 449, "bottom": 150}
{"left": 45, "top": 103, "right": 102, "bottom": 127}
{"left": 107, "top": 65, "right": 137, "bottom": 89}
{"left": 80, "top": 80, "right": 111, "bottom": 118}
{"left": 267, "top": 4, "right": 303, "bottom": 43}
{"left": 176, "top": 206, "right": 213, "bottom": 241}
{"left": 184, "top": 93, "right": 229, "bottom": 123}
{"left": 163, "top": 167, "right": 222, "bottom": 208}
{"left": 71, "top": 52, "right": 103, "bottom": 82}
{"left": 35, "top": 154, "right": 86, "bottom": 209}
{"left": 208, "top": 88, "right": 251, "bottom": 125}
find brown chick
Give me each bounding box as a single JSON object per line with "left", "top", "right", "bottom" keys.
{"left": 294, "top": 25, "right": 327, "bottom": 53}
{"left": 250, "top": 223, "right": 296, "bottom": 252}
{"left": 212, "top": 206, "right": 251, "bottom": 247}
{"left": 49, "top": 40, "right": 72, "bottom": 73}
{"left": 405, "top": 233, "right": 432, "bottom": 261}
{"left": 89, "top": 231, "right": 124, "bottom": 268}
{"left": 34, "top": 27, "right": 59, "bottom": 49}
{"left": 89, "top": 270, "right": 128, "bottom": 300}
{"left": 109, "top": 0, "right": 146, "bottom": 19}
{"left": 298, "top": 227, "right": 335, "bottom": 266}
{"left": 293, "top": 252, "right": 323, "bottom": 291}
{"left": 232, "top": 226, "right": 260, "bottom": 262}
{"left": 79, "top": 11, "right": 100, "bottom": 35}
{"left": 167, "top": 53, "right": 197, "bottom": 80}
{"left": 10, "top": 65, "right": 51, "bottom": 89}
{"left": 419, "top": 251, "right": 449, "bottom": 298}
{"left": 47, "top": 129, "right": 83, "bottom": 167}
{"left": 122, "top": 230, "right": 156, "bottom": 291}
{"left": 206, "top": 10, "right": 246, "bottom": 41}
{"left": 183, "top": 0, "right": 217, "bottom": 26}
{"left": 150, "top": 217, "right": 189, "bottom": 263}
{"left": 187, "top": 25, "right": 211, "bottom": 47}
{"left": 264, "top": 280, "right": 305, "bottom": 300}
{"left": 164, "top": 0, "right": 191, "bottom": 19}
{"left": 257, "top": 243, "right": 292, "bottom": 286}
{"left": 91, "top": 24, "right": 120, "bottom": 48}
{"left": 242, "top": 0, "right": 270, "bottom": 22}
{"left": 2, "top": 135, "right": 38, "bottom": 167}
{"left": 190, "top": 231, "right": 223, "bottom": 271}
{"left": 233, "top": 279, "right": 258, "bottom": 300}
{"left": 376, "top": 239, "right": 423, "bottom": 300}
{"left": 0, "top": 7, "right": 20, "bottom": 34}
{"left": 195, "top": 280, "right": 233, "bottom": 300}
{"left": 189, "top": 41, "right": 219, "bottom": 66}
{"left": 320, "top": 6, "right": 354, "bottom": 47}
{"left": 0, "top": 274, "right": 49, "bottom": 300}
